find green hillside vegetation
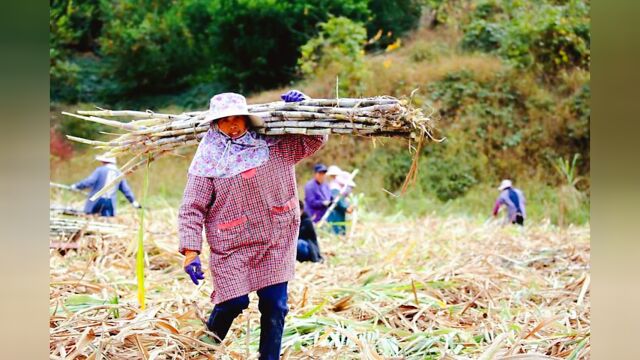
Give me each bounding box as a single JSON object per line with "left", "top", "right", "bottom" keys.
{"left": 50, "top": 0, "right": 590, "bottom": 225}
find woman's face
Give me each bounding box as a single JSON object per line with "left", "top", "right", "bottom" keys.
{"left": 217, "top": 115, "right": 248, "bottom": 139}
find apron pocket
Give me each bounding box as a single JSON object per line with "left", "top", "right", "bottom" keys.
{"left": 269, "top": 197, "right": 299, "bottom": 243}
{"left": 217, "top": 216, "right": 248, "bottom": 231}
{"left": 270, "top": 197, "right": 298, "bottom": 217}
{"left": 215, "top": 216, "right": 249, "bottom": 253}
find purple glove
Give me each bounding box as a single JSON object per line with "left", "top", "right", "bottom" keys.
{"left": 184, "top": 256, "right": 205, "bottom": 285}
{"left": 281, "top": 89, "right": 308, "bottom": 103}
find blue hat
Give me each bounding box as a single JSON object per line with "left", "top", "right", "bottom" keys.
{"left": 314, "top": 164, "right": 328, "bottom": 173}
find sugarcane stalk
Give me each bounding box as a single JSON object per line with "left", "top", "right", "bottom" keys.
{"left": 50, "top": 182, "right": 81, "bottom": 192}
{"left": 66, "top": 135, "right": 111, "bottom": 146}
{"left": 62, "top": 112, "right": 141, "bottom": 131}
{"left": 270, "top": 111, "right": 374, "bottom": 122}
{"left": 78, "top": 109, "right": 189, "bottom": 120}
{"left": 130, "top": 118, "right": 210, "bottom": 136}
{"left": 264, "top": 121, "right": 372, "bottom": 129}
{"left": 147, "top": 125, "right": 210, "bottom": 138}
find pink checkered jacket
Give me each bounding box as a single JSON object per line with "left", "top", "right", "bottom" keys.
{"left": 178, "top": 134, "right": 327, "bottom": 304}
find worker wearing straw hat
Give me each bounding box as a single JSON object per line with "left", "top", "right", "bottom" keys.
{"left": 492, "top": 179, "right": 526, "bottom": 225}
{"left": 327, "top": 169, "right": 356, "bottom": 234}
{"left": 70, "top": 155, "right": 141, "bottom": 216}
{"left": 179, "top": 90, "right": 327, "bottom": 359}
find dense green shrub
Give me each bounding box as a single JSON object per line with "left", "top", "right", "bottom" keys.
{"left": 460, "top": 20, "right": 504, "bottom": 53}
{"left": 461, "top": 0, "right": 590, "bottom": 76}
{"left": 298, "top": 16, "right": 369, "bottom": 95}
{"left": 370, "top": 148, "right": 414, "bottom": 191}
{"left": 50, "top": 0, "right": 103, "bottom": 52}
{"left": 361, "top": 137, "right": 480, "bottom": 201}
{"left": 423, "top": 0, "right": 475, "bottom": 28}
{"left": 51, "top": 55, "right": 126, "bottom": 104}
{"left": 424, "top": 150, "right": 479, "bottom": 201}
{"left": 563, "top": 82, "right": 590, "bottom": 174}
{"left": 50, "top": 0, "right": 427, "bottom": 104}
{"left": 425, "top": 70, "right": 550, "bottom": 180}
{"left": 51, "top": 0, "right": 372, "bottom": 103}
{"left": 50, "top": 0, "right": 105, "bottom": 102}
{"left": 97, "top": 0, "right": 215, "bottom": 94}
{"left": 428, "top": 71, "right": 528, "bottom": 149}
{"left": 204, "top": 0, "right": 370, "bottom": 92}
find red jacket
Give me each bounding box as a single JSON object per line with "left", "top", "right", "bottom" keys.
{"left": 179, "top": 135, "right": 327, "bottom": 303}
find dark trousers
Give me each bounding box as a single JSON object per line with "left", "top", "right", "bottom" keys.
{"left": 296, "top": 239, "right": 322, "bottom": 262}
{"left": 331, "top": 223, "right": 346, "bottom": 235}
{"left": 512, "top": 214, "right": 524, "bottom": 226}
{"left": 90, "top": 198, "right": 114, "bottom": 217}
{"left": 206, "top": 282, "right": 288, "bottom": 360}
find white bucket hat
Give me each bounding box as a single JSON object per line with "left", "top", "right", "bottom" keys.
{"left": 204, "top": 92, "right": 264, "bottom": 127}
{"left": 498, "top": 179, "right": 512, "bottom": 191}
{"left": 337, "top": 170, "right": 356, "bottom": 187}
{"left": 326, "top": 165, "right": 342, "bottom": 177}
{"left": 95, "top": 154, "right": 116, "bottom": 164}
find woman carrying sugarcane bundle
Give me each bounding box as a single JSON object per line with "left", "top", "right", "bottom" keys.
{"left": 178, "top": 90, "right": 326, "bottom": 359}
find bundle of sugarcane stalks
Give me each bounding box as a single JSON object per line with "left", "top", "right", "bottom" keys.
{"left": 63, "top": 96, "right": 438, "bottom": 198}
{"left": 50, "top": 205, "right": 84, "bottom": 217}
{"left": 50, "top": 217, "right": 128, "bottom": 239}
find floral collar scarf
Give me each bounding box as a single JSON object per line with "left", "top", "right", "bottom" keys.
{"left": 188, "top": 129, "right": 277, "bottom": 178}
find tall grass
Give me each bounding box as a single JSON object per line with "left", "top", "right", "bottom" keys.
{"left": 553, "top": 154, "right": 587, "bottom": 227}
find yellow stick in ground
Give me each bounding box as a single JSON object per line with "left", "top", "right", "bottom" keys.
{"left": 136, "top": 157, "right": 151, "bottom": 310}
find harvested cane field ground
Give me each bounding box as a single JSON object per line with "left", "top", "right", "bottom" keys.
{"left": 50, "top": 207, "right": 590, "bottom": 359}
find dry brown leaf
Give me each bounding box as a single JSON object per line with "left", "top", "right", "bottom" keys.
{"left": 155, "top": 319, "right": 180, "bottom": 335}
{"left": 331, "top": 294, "right": 354, "bottom": 312}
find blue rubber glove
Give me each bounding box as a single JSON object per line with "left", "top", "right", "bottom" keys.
{"left": 183, "top": 251, "right": 205, "bottom": 285}
{"left": 281, "top": 89, "right": 308, "bottom": 103}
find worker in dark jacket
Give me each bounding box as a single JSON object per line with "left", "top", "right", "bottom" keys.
{"left": 296, "top": 201, "right": 323, "bottom": 262}
{"left": 303, "top": 164, "right": 332, "bottom": 222}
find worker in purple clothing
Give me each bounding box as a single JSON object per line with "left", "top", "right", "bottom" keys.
{"left": 303, "top": 164, "right": 332, "bottom": 223}
{"left": 71, "top": 155, "right": 141, "bottom": 217}
{"left": 492, "top": 179, "right": 526, "bottom": 226}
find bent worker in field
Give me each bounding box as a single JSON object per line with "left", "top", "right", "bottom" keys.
{"left": 296, "top": 200, "right": 323, "bottom": 263}
{"left": 492, "top": 179, "right": 526, "bottom": 226}
{"left": 70, "top": 155, "right": 141, "bottom": 216}
{"left": 178, "top": 90, "right": 327, "bottom": 359}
